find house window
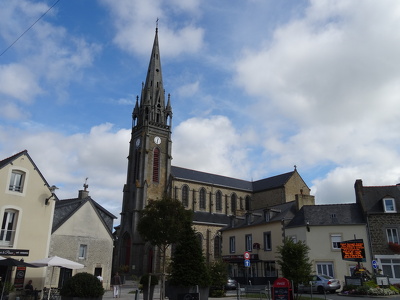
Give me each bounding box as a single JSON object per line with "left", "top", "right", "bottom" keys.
{"left": 152, "top": 148, "right": 160, "bottom": 183}
{"left": 264, "top": 232, "right": 272, "bottom": 251}
{"left": 182, "top": 185, "right": 189, "bottom": 207}
{"left": 216, "top": 191, "right": 222, "bottom": 211}
{"left": 387, "top": 228, "right": 399, "bottom": 244}
{"left": 9, "top": 170, "right": 25, "bottom": 192}
{"left": 384, "top": 198, "right": 396, "bottom": 213}
{"left": 199, "top": 188, "right": 206, "bottom": 209}
{"left": 381, "top": 258, "right": 400, "bottom": 280}
{"left": 264, "top": 261, "right": 277, "bottom": 277}
{"left": 229, "top": 237, "right": 236, "bottom": 253}
{"left": 316, "top": 262, "right": 334, "bottom": 277}
{"left": 79, "top": 244, "right": 87, "bottom": 259}
{"left": 245, "top": 234, "right": 253, "bottom": 252}
{"left": 331, "top": 234, "right": 341, "bottom": 249}
{"left": 0, "top": 210, "right": 18, "bottom": 247}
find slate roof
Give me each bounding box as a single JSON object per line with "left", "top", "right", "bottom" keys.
{"left": 220, "top": 201, "right": 298, "bottom": 231}
{"left": 193, "top": 211, "right": 230, "bottom": 226}
{"left": 359, "top": 185, "right": 400, "bottom": 213}
{"left": 53, "top": 196, "right": 117, "bottom": 235}
{"left": 171, "top": 166, "right": 296, "bottom": 192}
{"left": 286, "top": 203, "right": 365, "bottom": 228}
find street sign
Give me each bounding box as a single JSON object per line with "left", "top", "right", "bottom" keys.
{"left": 244, "top": 259, "right": 250, "bottom": 267}
{"left": 372, "top": 260, "right": 378, "bottom": 269}
{"left": 244, "top": 251, "right": 250, "bottom": 260}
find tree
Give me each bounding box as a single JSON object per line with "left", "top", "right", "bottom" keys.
{"left": 169, "top": 223, "right": 210, "bottom": 287}
{"left": 209, "top": 259, "right": 229, "bottom": 297}
{"left": 276, "top": 237, "right": 312, "bottom": 298}
{"left": 137, "top": 196, "right": 192, "bottom": 300}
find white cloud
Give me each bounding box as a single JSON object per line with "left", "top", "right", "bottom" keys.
{"left": 100, "top": 0, "right": 205, "bottom": 57}
{"left": 233, "top": 0, "right": 400, "bottom": 202}
{"left": 172, "top": 116, "right": 251, "bottom": 178}
{"left": 0, "top": 123, "right": 129, "bottom": 221}
{"left": 0, "top": 64, "right": 43, "bottom": 102}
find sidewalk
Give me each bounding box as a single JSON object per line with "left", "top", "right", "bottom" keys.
{"left": 103, "top": 281, "right": 238, "bottom": 300}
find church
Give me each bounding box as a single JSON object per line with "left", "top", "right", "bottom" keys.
{"left": 115, "top": 28, "right": 313, "bottom": 277}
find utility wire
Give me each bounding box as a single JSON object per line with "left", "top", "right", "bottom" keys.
{"left": 0, "top": 0, "right": 61, "bottom": 58}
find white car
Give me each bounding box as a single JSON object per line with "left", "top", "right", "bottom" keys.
{"left": 298, "top": 275, "right": 341, "bottom": 294}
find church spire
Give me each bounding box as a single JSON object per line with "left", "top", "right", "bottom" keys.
{"left": 136, "top": 26, "right": 170, "bottom": 127}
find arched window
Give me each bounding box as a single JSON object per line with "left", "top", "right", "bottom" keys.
{"left": 196, "top": 233, "right": 203, "bottom": 251}
{"left": 231, "top": 193, "right": 237, "bottom": 215}
{"left": 214, "top": 235, "right": 221, "bottom": 258}
{"left": 182, "top": 185, "right": 189, "bottom": 207}
{"left": 199, "top": 188, "right": 206, "bottom": 209}
{"left": 245, "top": 196, "right": 251, "bottom": 211}
{"left": 216, "top": 191, "right": 222, "bottom": 211}
{"left": 152, "top": 148, "right": 160, "bottom": 182}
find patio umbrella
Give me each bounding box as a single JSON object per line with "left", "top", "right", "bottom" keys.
{"left": 0, "top": 256, "right": 39, "bottom": 300}
{"left": 28, "top": 256, "right": 84, "bottom": 300}
{"left": 29, "top": 256, "right": 84, "bottom": 270}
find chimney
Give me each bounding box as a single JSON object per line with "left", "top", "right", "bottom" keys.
{"left": 78, "top": 177, "right": 89, "bottom": 199}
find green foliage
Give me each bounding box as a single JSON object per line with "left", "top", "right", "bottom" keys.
{"left": 140, "top": 274, "right": 159, "bottom": 286}
{"left": 209, "top": 289, "right": 225, "bottom": 297}
{"left": 276, "top": 237, "right": 312, "bottom": 292}
{"left": 60, "top": 272, "right": 104, "bottom": 298}
{"left": 169, "top": 224, "right": 210, "bottom": 287}
{"left": 209, "top": 260, "right": 229, "bottom": 290}
{"left": 0, "top": 282, "right": 15, "bottom": 294}
{"left": 137, "top": 197, "right": 193, "bottom": 250}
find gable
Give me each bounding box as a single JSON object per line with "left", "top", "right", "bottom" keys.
{"left": 52, "top": 201, "right": 111, "bottom": 239}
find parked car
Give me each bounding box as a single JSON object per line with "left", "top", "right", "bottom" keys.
{"left": 298, "top": 274, "right": 341, "bottom": 294}
{"left": 225, "top": 278, "right": 238, "bottom": 290}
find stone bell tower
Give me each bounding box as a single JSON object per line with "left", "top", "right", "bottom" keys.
{"left": 117, "top": 26, "right": 172, "bottom": 276}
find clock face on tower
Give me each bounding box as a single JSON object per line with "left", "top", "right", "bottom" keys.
{"left": 135, "top": 138, "right": 141, "bottom": 148}
{"left": 154, "top": 136, "right": 161, "bottom": 145}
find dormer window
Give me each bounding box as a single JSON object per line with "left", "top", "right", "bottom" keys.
{"left": 264, "top": 210, "right": 270, "bottom": 222}
{"left": 384, "top": 197, "right": 396, "bottom": 213}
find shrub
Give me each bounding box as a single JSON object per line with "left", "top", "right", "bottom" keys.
{"left": 139, "top": 274, "right": 159, "bottom": 286}
{"left": 209, "top": 289, "right": 225, "bottom": 297}
{"left": 60, "top": 272, "right": 104, "bottom": 298}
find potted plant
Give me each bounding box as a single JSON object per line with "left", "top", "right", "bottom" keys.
{"left": 140, "top": 274, "right": 159, "bottom": 300}
{"left": 0, "top": 282, "right": 15, "bottom": 300}
{"left": 60, "top": 272, "right": 104, "bottom": 300}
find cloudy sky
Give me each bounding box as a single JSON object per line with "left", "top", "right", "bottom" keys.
{"left": 1, "top": 0, "right": 400, "bottom": 223}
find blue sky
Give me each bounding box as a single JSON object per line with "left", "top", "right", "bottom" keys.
{"left": 1, "top": 0, "right": 400, "bottom": 222}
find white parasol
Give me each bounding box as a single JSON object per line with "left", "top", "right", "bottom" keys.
{"left": 29, "top": 256, "right": 84, "bottom": 299}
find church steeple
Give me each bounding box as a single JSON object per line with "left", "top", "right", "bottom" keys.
{"left": 119, "top": 26, "right": 173, "bottom": 277}
{"left": 135, "top": 27, "right": 171, "bottom": 127}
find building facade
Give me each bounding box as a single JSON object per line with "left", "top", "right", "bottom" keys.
{"left": 50, "top": 186, "right": 116, "bottom": 289}
{"left": 116, "top": 28, "right": 315, "bottom": 277}
{"left": 0, "top": 150, "right": 55, "bottom": 289}
{"left": 355, "top": 179, "right": 400, "bottom": 283}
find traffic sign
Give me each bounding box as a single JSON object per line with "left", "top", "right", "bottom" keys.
{"left": 244, "top": 259, "right": 250, "bottom": 267}
{"left": 244, "top": 251, "right": 250, "bottom": 260}
{"left": 372, "top": 260, "right": 378, "bottom": 269}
